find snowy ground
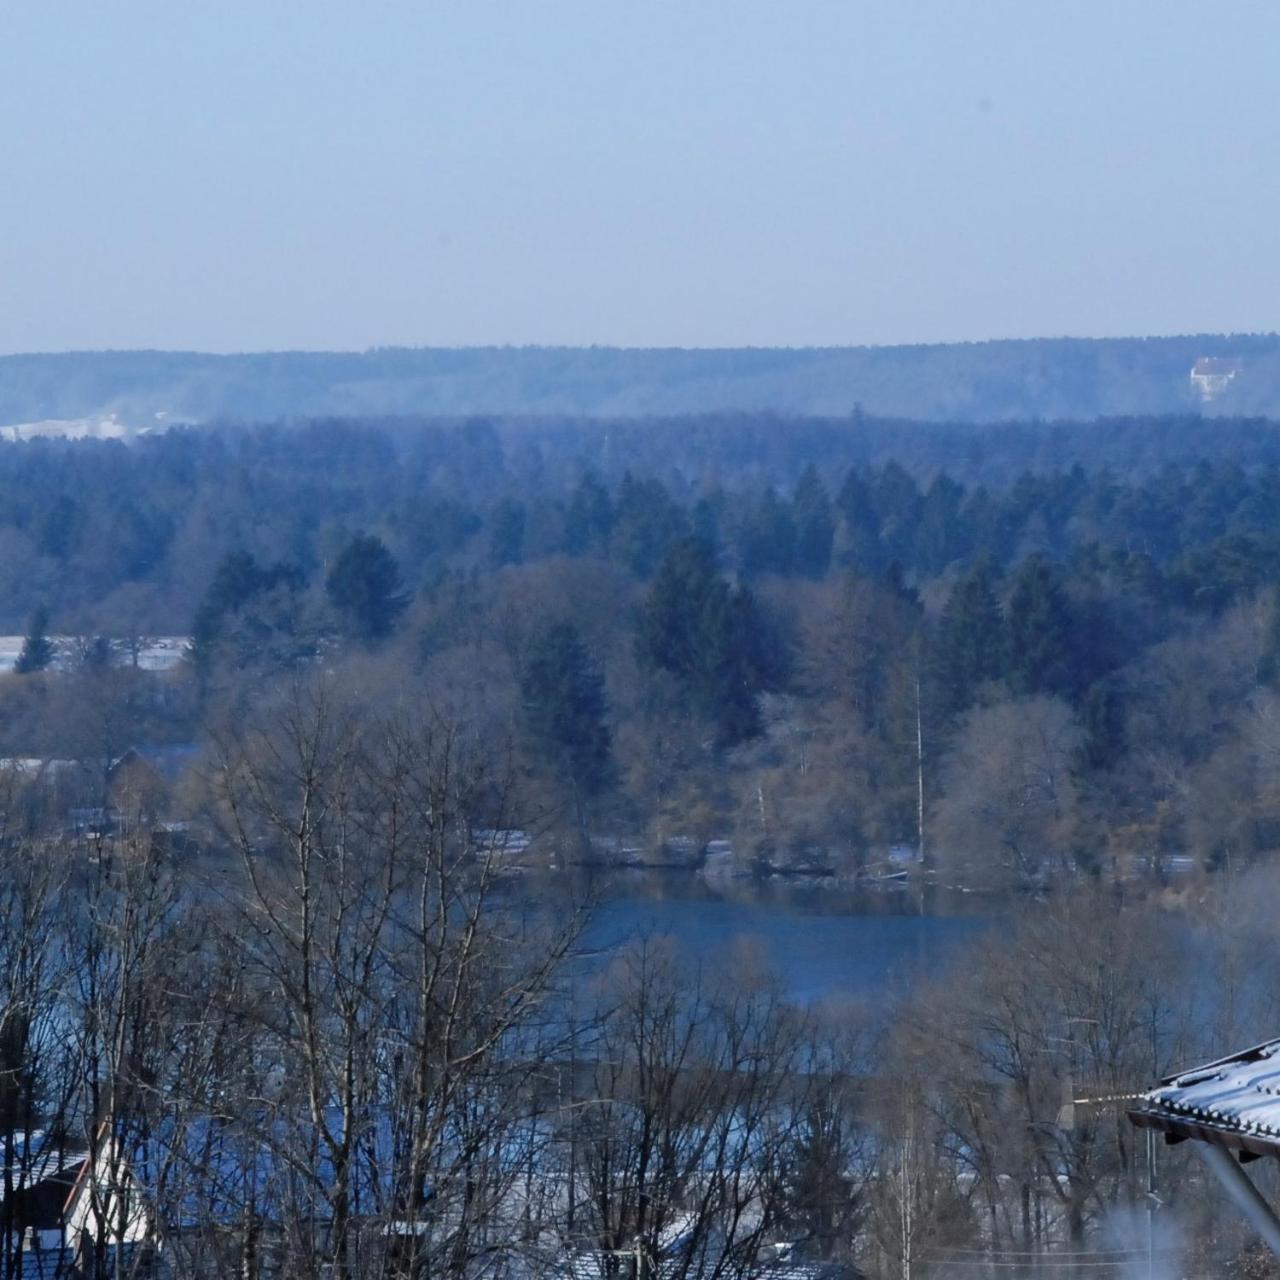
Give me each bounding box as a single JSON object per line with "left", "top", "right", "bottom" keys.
{"left": 0, "top": 636, "right": 190, "bottom": 673}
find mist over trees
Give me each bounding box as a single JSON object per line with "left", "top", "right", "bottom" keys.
{"left": 9, "top": 334, "right": 1280, "bottom": 423}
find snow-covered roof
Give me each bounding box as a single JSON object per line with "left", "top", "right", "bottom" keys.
{"left": 0, "top": 1130, "right": 84, "bottom": 1187}
{"left": 1129, "top": 1038, "right": 1280, "bottom": 1158}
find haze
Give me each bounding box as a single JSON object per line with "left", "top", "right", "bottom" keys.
{"left": 2, "top": 0, "right": 1278, "bottom": 353}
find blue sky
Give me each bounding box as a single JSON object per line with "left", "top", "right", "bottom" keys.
{"left": 2, "top": 1, "right": 1278, "bottom": 352}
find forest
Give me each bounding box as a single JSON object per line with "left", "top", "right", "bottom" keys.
{"left": 2, "top": 411, "right": 1280, "bottom": 882}
{"left": 2, "top": 411, "right": 1280, "bottom": 1277}
{"left": 7, "top": 332, "right": 1280, "bottom": 424}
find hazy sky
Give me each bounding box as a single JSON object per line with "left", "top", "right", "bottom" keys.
{"left": 2, "top": 1, "right": 1278, "bottom": 353}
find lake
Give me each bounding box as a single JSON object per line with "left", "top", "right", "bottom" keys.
{"left": 520, "top": 869, "right": 995, "bottom": 1005}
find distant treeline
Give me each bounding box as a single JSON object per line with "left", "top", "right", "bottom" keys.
{"left": 6, "top": 332, "right": 1280, "bottom": 423}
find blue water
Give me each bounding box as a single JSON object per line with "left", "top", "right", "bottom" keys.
{"left": 524, "top": 871, "right": 994, "bottom": 1004}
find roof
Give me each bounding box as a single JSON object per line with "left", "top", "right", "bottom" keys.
{"left": 1129, "top": 1038, "right": 1280, "bottom": 1159}
{"left": 68, "top": 1108, "right": 430, "bottom": 1231}
{"left": 0, "top": 1130, "right": 85, "bottom": 1186}
{"left": 110, "top": 744, "right": 200, "bottom": 784}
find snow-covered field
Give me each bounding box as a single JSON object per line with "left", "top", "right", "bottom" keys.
{"left": 0, "top": 636, "right": 189, "bottom": 673}
{"left": 0, "top": 413, "right": 135, "bottom": 442}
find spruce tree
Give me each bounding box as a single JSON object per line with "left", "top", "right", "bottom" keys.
{"left": 637, "top": 538, "right": 783, "bottom": 744}
{"left": 792, "top": 465, "right": 834, "bottom": 578}
{"left": 915, "top": 473, "right": 968, "bottom": 573}
{"left": 563, "top": 471, "right": 614, "bottom": 556}
{"left": 934, "top": 559, "right": 1005, "bottom": 715}
{"left": 325, "top": 534, "right": 408, "bottom": 641}
{"left": 612, "top": 473, "right": 687, "bottom": 577}
{"left": 737, "top": 488, "right": 796, "bottom": 578}
{"left": 873, "top": 461, "right": 922, "bottom": 563}
{"left": 521, "top": 622, "right": 614, "bottom": 799}
{"left": 1080, "top": 684, "right": 1125, "bottom": 771}
{"left": 1006, "top": 554, "right": 1075, "bottom": 696}
{"left": 835, "top": 467, "right": 883, "bottom": 572}
{"left": 14, "top": 606, "right": 55, "bottom": 675}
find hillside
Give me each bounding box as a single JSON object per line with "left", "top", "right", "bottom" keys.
{"left": 6, "top": 334, "right": 1280, "bottom": 429}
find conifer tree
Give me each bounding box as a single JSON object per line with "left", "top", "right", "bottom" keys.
{"left": 737, "top": 488, "right": 796, "bottom": 578}
{"left": 792, "top": 465, "right": 835, "bottom": 578}
{"left": 915, "top": 473, "right": 968, "bottom": 573}
{"left": 612, "top": 472, "right": 687, "bottom": 577}
{"left": 835, "top": 467, "right": 884, "bottom": 572}
{"left": 1006, "top": 554, "right": 1075, "bottom": 696}
{"left": 325, "top": 534, "right": 408, "bottom": 641}
{"left": 521, "top": 621, "right": 614, "bottom": 802}
{"left": 1080, "top": 683, "right": 1125, "bottom": 771}
{"left": 934, "top": 560, "right": 1004, "bottom": 716}
{"left": 563, "top": 470, "right": 614, "bottom": 556}
{"left": 637, "top": 538, "right": 783, "bottom": 743}
{"left": 14, "top": 606, "right": 54, "bottom": 675}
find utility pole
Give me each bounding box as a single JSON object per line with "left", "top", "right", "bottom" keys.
{"left": 915, "top": 677, "right": 927, "bottom": 869}
{"left": 1146, "top": 1126, "right": 1156, "bottom": 1280}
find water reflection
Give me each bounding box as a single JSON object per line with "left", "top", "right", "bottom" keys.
{"left": 510, "top": 867, "right": 996, "bottom": 1005}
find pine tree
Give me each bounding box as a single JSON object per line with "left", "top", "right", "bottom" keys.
{"left": 612, "top": 472, "right": 687, "bottom": 577}
{"left": 521, "top": 622, "right": 614, "bottom": 801}
{"left": 1080, "top": 684, "right": 1125, "bottom": 771}
{"left": 563, "top": 471, "right": 614, "bottom": 556}
{"left": 192, "top": 551, "right": 264, "bottom": 668}
{"left": 792, "top": 465, "right": 834, "bottom": 578}
{"left": 736, "top": 488, "right": 796, "bottom": 578}
{"left": 914, "top": 473, "right": 968, "bottom": 573}
{"left": 1006, "top": 555, "right": 1075, "bottom": 696}
{"left": 14, "top": 606, "right": 55, "bottom": 675}
{"left": 325, "top": 534, "right": 408, "bottom": 641}
{"left": 835, "top": 467, "right": 883, "bottom": 572}
{"left": 193, "top": 551, "right": 308, "bottom": 674}
{"left": 637, "top": 538, "right": 783, "bottom": 743}
{"left": 934, "top": 560, "right": 1004, "bottom": 716}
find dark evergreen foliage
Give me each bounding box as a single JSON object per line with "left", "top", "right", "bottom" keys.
{"left": 933, "top": 560, "right": 1005, "bottom": 717}
{"left": 611, "top": 473, "right": 687, "bottom": 577}
{"left": 637, "top": 538, "right": 784, "bottom": 743}
{"left": 325, "top": 535, "right": 407, "bottom": 641}
{"left": 193, "top": 551, "right": 307, "bottom": 668}
{"left": 521, "top": 621, "right": 614, "bottom": 799}
{"left": 792, "top": 465, "right": 835, "bottom": 578}
{"left": 563, "top": 470, "right": 614, "bottom": 557}
{"left": 1006, "top": 555, "right": 1077, "bottom": 696}
{"left": 14, "top": 606, "right": 54, "bottom": 675}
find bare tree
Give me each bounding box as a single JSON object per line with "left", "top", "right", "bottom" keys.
{"left": 565, "top": 936, "right": 808, "bottom": 1280}
{"left": 207, "top": 679, "right": 582, "bottom": 1278}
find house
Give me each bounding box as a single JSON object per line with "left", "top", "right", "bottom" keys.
{"left": 61, "top": 1109, "right": 437, "bottom": 1277}
{"left": 1130, "top": 1037, "right": 1280, "bottom": 1262}
{"left": 1190, "top": 356, "right": 1244, "bottom": 402}
{"left": 102, "top": 744, "right": 199, "bottom": 834}
{"left": 0, "top": 1130, "right": 86, "bottom": 1275}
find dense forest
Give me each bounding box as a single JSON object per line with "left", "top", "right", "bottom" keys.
{"left": 7, "top": 333, "right": 1280, "bottom": 425}
{"left": 3, "top": 411, "right": 1280, "bottom": 886}
{"left": 3, "top": 410, "right": 1280, "bottom": 1277}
